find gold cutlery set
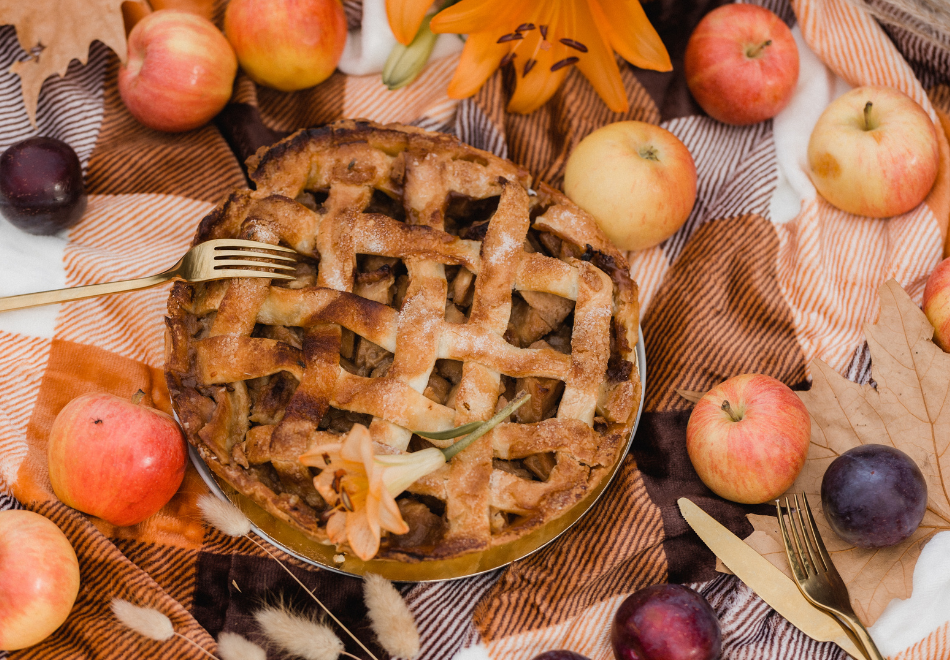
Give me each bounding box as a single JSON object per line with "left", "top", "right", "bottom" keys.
{"left": 0, "top": 239, "right": 887, "bottom": 660}
{"left": 679, "top": 497, "right": 884, "bottom": 660}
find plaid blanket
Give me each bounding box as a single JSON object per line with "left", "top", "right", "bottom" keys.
{"left": 1, "top": 0, "right": 949, "bottom": 658}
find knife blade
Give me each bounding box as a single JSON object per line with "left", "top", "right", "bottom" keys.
{"left": 677, "top": 497, "right": 865, "bottom": 660}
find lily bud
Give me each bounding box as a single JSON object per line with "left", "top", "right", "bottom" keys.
{"left": 382, "top": 15, "right": 437, "bottom": 90}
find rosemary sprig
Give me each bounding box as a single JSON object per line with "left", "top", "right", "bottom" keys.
{"left": 441, "top": 393, "right": 530, "bottom": 461}
{"left": 414, "top": 421, "right": 482, "bottom": 440}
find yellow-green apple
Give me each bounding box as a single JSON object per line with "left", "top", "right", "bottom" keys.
{"left": 686, "top": 374, "right": 810, "bottom": 504}
{"left": 808, "top": 85, "right": 939, "bottom": 218}
{"left": 119, "top": 9, "right": 237, "bottom": 133}
{"left": 224, "top": 0, "right": 347, "bottom": 92}
{"left": 0, "top": 510, "right": 80, "bottom": 650}
{"left": 564, "top": 121, "right": 697, "bottom": 252}
{"left": 685, "top": 4, "right": 799, "bottom": 126}
{"left": 924, "top": 256, "right": 950, "bottom": 351}
{"left": 47, "top": 392, "right": 187, "bottom": 527}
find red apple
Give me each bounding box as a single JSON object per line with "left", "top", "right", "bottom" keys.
{"left": 119, "top": 9, "right": 237, "bottom": 133}
{"left": 685, "top": 4, "right": 799, "bottom": 126}
{"left": 924, "top": 256, "right": 950, "bottom": 351}
{"left": 808, "top": 86, "right": 939, "bottom": 218}
{"left": 224, "top": 0, "right": 347, "bottom": 92}
{"left": 47, "top": 392, "right": 187, "bottom": 527}
{"left": 686, "top": 374, "right": 810, "bottom": 504}
{"left": 0, "top": 510, "right": 80, "bottom": 650}
{"left": 564, "top": 121, "right": 697, "bottom": 252}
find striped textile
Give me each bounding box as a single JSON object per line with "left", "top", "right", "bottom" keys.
{"left": 0, "top": 0, "right": 948, "bottom": 658}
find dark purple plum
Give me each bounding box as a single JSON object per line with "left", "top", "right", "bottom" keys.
{"left": 531, "top": 652, "right": 590, "bottom": 660}
{"left": 0, "top": 136, "right": 86, "bottom": 235}
{"left": 611, "top": 584, "right": 721, "bottom": 660}
{"left": 821, "top": 444, "right": 927, "bottom": 548}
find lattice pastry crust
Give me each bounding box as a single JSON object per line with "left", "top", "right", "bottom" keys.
{"left": 165, "top": 120, "right": 641, "bottom": 561}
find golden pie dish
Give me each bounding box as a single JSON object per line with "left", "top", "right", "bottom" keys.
{"left": 165, "top": 120, "right": 642, "bottom": 566}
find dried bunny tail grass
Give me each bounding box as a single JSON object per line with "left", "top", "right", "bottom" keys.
{"left": 217, "top": 632, "right": 266, "bottom": 660}
{"left": 196, "top": 494, "right": 379, "bottom": 660}
{"left": 847, "top": 0, "right": 950, "bottom": 52}
{"left": 197, "top": 493, "right": 252, "bottom": 537}
{"left": 255, "top": 603, "right": 359, "bottom": 660}
{"left": 111, "top": 599, "right": 218, "bottom": 659}
{"left": 363, "top": 574, "right": 420, "bottom": 659}
{"left": 111, "top": 599, "right": 174, "bottom": 641}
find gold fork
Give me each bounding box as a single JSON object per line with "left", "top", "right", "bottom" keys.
{"left": 0, "top": 239, "right": 297, "bottom": 313}
{"left": 777, "top": 494, "right": 884, "bottom": 660}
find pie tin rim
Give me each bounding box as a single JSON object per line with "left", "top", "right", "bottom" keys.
{"left": 190, "top": 327, "right": 646, "bottom": 583}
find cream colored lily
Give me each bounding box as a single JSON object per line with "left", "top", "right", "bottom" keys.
{"left": 300, "top": 425, "right": 445, "bottom": 562}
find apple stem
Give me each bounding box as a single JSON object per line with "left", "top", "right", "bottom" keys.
{"left": 639, "top": 145, "right": 660, "bottom": 161}
{"left": 131, "top": 390, "right": 146, "bottom": 406}
{"left": 863, "top": 101, "right": 873, "bottom": 130}
{"left": 746, "top": 39, "right": 772, "bottom": 58}
{"left": 721, "top": 399, "right": 742, "bottom": 422}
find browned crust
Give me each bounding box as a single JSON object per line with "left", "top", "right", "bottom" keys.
{"left": 165, "top": 120, "right": 640, "bottom": 563}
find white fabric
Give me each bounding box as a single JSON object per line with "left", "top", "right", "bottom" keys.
{"left": 338, "top": 0, "right": 463, "bottom": 76}
{"left": 870, "top": 531, "right": 950, "bottom": 657}
{"left": 769, "top": 25, "right": 852, "bottom": 224}
{"left": 0, "top": 201, "right": 68, "bottom": 339}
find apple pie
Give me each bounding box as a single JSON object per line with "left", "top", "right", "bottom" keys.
{"left": 165, "top": 120, "right": 641, "bottom": 561}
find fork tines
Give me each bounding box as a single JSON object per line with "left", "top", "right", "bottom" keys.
{"left": 777, "top": 494, "right": 830, "bottom": 577}
{"left": 210, "top": 239, "right": 297, "bottom": 281}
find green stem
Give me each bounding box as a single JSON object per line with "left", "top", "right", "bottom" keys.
{"left": 863, "top": 101, "right": 874, "bottom": 130}
{"left": 721, "top": 399, "right": 742, "bottom": 423}
{"left": 442, "top": 393, "right": 531, "bottom": 461}
{"left": 746, "top": 39, "right": 772, "bottom": 58}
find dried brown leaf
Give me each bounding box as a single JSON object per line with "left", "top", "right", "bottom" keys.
{"left": 676, "top": 389, "right": 705, "bottom": 404}
{"left": 1, "top": 0, "right": 129, "bottom": 126}
{"left": 743, "top": 280, "right": 950, "bottom": 625}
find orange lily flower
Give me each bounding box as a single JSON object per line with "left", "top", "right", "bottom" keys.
{"left": 419, "top": 0, "right": 672, "bottom": 114}
{"left": 300, "top": 424, "right": 446, "bottom": 561}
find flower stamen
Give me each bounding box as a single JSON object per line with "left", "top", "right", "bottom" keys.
{"left": 340, "top": 489, "right": 354, "bottom": 512}
{"left": 550, "top": 56, "right": 579, "bottom": 72}
{"left": 515, "top": 23, "right": 536, "bottom": 32}
{"left": 559, "top": 38, "right": 588, "bottom": 53}
{"left": 500, "top": 52, "right": 517, "bottom": 68}
{"left": 497, "top": 32, "right": 524, "bottom": 43}
{"left": 539, "top": 24, "right": 549, "bottom": 40}
{"left": 332, "top": 469, "right": 346, "bottom": 493}
{"left": 523, "top": 58, "right": 537, "bottom": 76}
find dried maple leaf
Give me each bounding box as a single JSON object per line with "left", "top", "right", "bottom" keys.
{"left": 733, "top": 279, "right": 950, "bottom": 626}
{"left": 1, "top": 0, "right": 129, "bottom": 126}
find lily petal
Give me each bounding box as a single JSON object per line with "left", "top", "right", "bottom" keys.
{"left": 298, "top": 443, "right": 342, "bottom": 468}
{"left": 591, "top": 0, "right": 671, "bottom": 72}
{"left": 326, "top": 511, "right": 347, "bottom": 545}
{"left": 430, "top": 0, "right": 517, "bottom": 34}
{"left": 507, "top": 28, "right": 570, "bottom": 114}
{"left": 446, "top": 31, "right": 510, "bottom": 100}
{"left": 573, "top": 0, "right": 629, "bottom": 113}
{"left": 347, "top": 505, "right": 380, "bottom": 561}
{"left": 387, "top": 0, "right": 434, "bottom": 46}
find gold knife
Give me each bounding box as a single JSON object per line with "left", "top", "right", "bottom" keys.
{"left": 677, "top": 497, "right": 865, "bottom": 660}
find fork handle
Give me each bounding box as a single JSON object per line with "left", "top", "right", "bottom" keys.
{"left": 0, "top": 273, "right": 174, "bottom": 312}
{"left": 842, "top": 615, "right": 885, "bottom": 660}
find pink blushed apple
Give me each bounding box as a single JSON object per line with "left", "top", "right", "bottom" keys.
{"left": 47, "top": 392, "right": 187, "bottom": 527}
{"left": 686, "top": 374, "right": 810, "bottom": 505}
{"left": 224, "top": 0, "right": 347, "bottom": 92}
{"left": 0, "top": 510, "right": 80, "bottom": 650}
{"left": 924, "top": 256, "right": 950, "bottom": 351}
{"left": 685, "top": 4, "right": 799, "bottom": 126}
{"left": 564, "top": 121, "right": 697, "bottom": 252}
{"left": 808, "top": 85, "right": 939, "bottom": 218}
{"left": 119, "top": 10, "right": 237, "bottom": 133}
